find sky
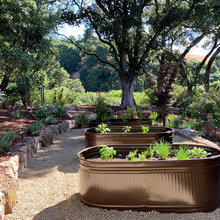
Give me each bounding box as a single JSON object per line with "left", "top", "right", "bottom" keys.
{"left": 58, "top": 24, "right": 210, "bottom": 56}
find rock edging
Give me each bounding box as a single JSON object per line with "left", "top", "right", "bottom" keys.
{"left": 175, "top": 128, "right": 220, "bottom": 149}
{"left": 0, "top": 120, "right": 75, "bottom": 219}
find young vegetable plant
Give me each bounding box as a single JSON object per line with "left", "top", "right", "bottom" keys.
{"left": 122, "top": 126, "right": 131, "bottom": 133}
{"left": 138, "top": 151, "right": 147, "bottom": 161}
{"left": 154, "top": 141, "right": 171, "bottom": 160}
{"left": 126, "top": 149, "right": 138, "bottom": 161}
{"left": 99, "top": 145, "right": 116, "bottom": 161}
{"left": 95, "top": 123, "right": 111, "bottom": 134}
{"left": 141, "top": 126, "right": 149, "bottom": 133}
{"left": 175, "top": 146, "right": 190, "bottom": 160}
{"left": 189, "top": 147, "right": 209, "bottom": 159}
{"left": 146, "top": 145, "right": 155, "bottom": 160}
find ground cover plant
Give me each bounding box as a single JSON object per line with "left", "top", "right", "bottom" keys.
{"left": 0, "top": 132, "right": 18, "bottom": 153}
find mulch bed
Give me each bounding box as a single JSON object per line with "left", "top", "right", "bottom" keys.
{"left": 0, "top": 107, "right": 73, "bottom": 158}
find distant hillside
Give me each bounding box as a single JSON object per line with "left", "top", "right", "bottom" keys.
{"left": 185, "top": 54, "right": 209, "bottom": 63}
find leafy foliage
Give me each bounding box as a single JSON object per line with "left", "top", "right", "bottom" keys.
{"left": 141, "top": 126, "right": 149, "bottom": 134}
{"left": 95, "top": 124, "right": 111, "bottom": 134}
{"left": 175, "top": 146, "right": 190, "bottom": 160}
{"left": 24, "top": 121, "right": 44, "bottom": 136}
{"left": 154, "top": 141, "right": 171, "bottom": 160}
{"left": 122, "top": 126, "right": 131, "bottom": 133}
{"left": 44, "top": 116, "right": 57, "bottom": 125}
{"left": 149, "top": 112, "right": 158, "bottom": 126}
{"left": 76, "top": 114, "right": 88, "bottom": 128}
{"left": 35, "top": 106, "right": 52, "bottom": 120}
{"left": 0, "top": 132, "right": 18, "bottom": 152}
{"left": 99, "top": 145, "right": 116, "bottom": 161}
{"left": 94, "top": 96, "right": 112, "bottom": 122}
{"left": 166, "top": 114, "right": 181, "bottom": 128}
{"left": 11, "top": 110, "right": 23, "bottom": 119}
{"left": 188, "top": 147, "right": 209, "bottom": 159}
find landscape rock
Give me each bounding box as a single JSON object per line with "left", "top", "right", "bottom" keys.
{"left": 0, "top": 175, "right": 18, "bottom": 215}
{"left": 0, "top": 192, "right": 5, "bottom": 220}
{"left": 67, "top": 120, "right": 75, "bottom": 129}
{"left": 40, "top": 128, "right": 53, "bottom": 147}
{"left": 0, "top": 156, "right": 19, "bottom": 179}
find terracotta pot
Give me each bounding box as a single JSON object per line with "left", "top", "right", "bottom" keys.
{"left": 85, "top": 126, "right": 174, "bottom": 147}
{"left": 88, "top": 118, "right": 152, "bottom": 128}
{"left": 78, "top": 144, "right": 220, "bottom": 212}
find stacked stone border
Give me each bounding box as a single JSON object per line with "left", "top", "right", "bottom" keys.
{"left": 0, "top": 120, "right": 75, "bottom": 220}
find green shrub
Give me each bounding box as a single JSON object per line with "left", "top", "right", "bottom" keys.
{"left": 182, "top": 119, "right": 199, "bottom": 130}
{"left": 189, "top": 86, "right": 220, "bottom": 126}
{"left": 0, "top": 132, "right": 18, "bottom": 152}
{"left": 166, "top": 114, "right": 181, "bottom": 128}
{"left": 35, "top": 106, "right": 51, "bottom": 120}
{"left": 94, "top": 96, "right": 112, "bottom": 122}
{"left": 44, "top": 116, "right": 57, "bottom": 125}
{"left": 76, "top": 114, "right": 88, "bottom": 128}
{"left": 54, "top": 102, "right": 66, "bottom": 118}
{"left": 149, "top": 112, "right": 158, "bottom": 126}
{"left": 24, "top": 121, "right": 44, "bottom": 136}
{"left": 11, "top": 110, "right": 23, "bottom": 119}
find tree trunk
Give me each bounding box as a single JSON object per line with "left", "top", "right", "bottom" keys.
{"left": 186, "top": 83, "right": 193, "bottom": 98}
{"left": 204, "top": 45, "right": 220, "bottom": 93}
{"left": 0, "top": 74, "right": 10, "bottom": 91}
{"left": 120, "top": 77, "right": 137, "bottom": 108}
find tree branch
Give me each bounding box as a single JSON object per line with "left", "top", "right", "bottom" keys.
{"left": 55, "top": 32, "right": 118, "bottom": 70}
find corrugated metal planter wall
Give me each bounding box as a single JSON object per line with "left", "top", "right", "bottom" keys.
{"left": 85, "top": 126, "right": 174, "bottom": 147}
{"left": 78, "top": 145, "right": 220, "bottom": 212}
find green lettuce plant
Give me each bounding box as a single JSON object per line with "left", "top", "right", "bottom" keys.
{"left": 99, "top": 145, "right": 116, "bottom": 161}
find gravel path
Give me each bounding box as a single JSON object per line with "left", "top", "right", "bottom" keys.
{"left": 5, "top": 129, "right": 220, "bottom": 220}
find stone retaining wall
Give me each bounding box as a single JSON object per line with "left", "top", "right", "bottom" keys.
{"left": 0, "top": 120, "right": 75, "bottom": 219}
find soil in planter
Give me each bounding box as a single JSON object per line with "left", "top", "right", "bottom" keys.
{"left": 86, "top": 146, "right": 218, "bottom": 162}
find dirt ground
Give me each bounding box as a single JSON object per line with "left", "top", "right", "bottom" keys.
{"left": 5, "top": 129, "right": 220, "bottom": 220}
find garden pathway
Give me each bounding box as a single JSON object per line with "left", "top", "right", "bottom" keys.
{"left": 5, "top": 129, "right": 220, "bottom": 220}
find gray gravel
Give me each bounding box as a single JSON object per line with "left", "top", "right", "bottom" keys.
{"left": 5, "top": 129, "right": 220, "bottom": 220}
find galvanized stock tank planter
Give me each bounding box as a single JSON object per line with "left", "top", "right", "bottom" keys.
{"left": 88, "top": 118, "right": 152, "bottom": 128}
{"left": 78, "top": 144, "right": 220, "bottom": 212}
{"left": 85, "top": 126, "right": 174, "bottom": 147}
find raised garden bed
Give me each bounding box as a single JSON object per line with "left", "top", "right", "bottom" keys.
{"left": 85, "top": 126, "right": 174, "bottom": 147}
{"left": 78, "top": 144, "right": 220, "bottom": 212}
{"left": 88, "top": 118, "right": 152, "bottom": 127}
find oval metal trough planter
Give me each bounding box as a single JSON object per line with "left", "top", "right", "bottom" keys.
{"left": 88, "top": 118, "right": 152, "bottom": 128}
{"left": 85, "top": 126, "right": 174, "bottom": 147}
{"left": 78, "top": 144, "right": 220, "bottom": 212}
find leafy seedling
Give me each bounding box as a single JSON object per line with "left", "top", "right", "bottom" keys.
{"left": 141, "top": 126, "right": 149, "bottom": 133}
{"left": 99, "top": 145, "right": 116, "bottom": 161}
{"left": 95, "top": 123, "right": 111, "bottom": 134}
{"left": 122, "top": 126, "right": 131, "bottom": 133}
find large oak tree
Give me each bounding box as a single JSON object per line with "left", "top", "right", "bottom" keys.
{"left": 59, "top": 0, "right": 217, "bottom": 108}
